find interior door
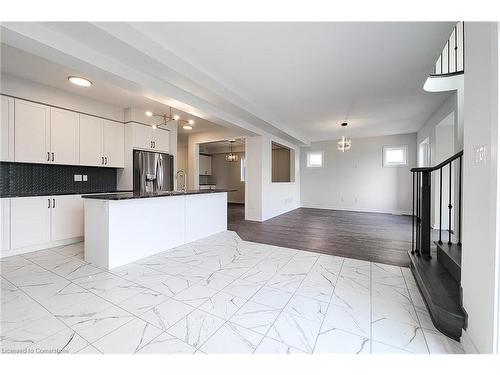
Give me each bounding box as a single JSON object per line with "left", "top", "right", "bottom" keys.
{"left": 10, "top": 196, "right": 51, "bottom": 249}
{"left": 51, "top": 195, "right": 84, "bottom": 241}
{"left": 50, "top": 108, "right": 80, "bottom": 165}
{"left": 14, "top": 99, "right": 50, "bottom": 164}
{"left": 80, "top": 114, "right": 104, "bottom": 166}
{"left": 103, "top": 119, "right": 124, "bottom": 167}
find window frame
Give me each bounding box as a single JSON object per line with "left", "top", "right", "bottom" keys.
{"left": 306, "top": 151, "right": 324, "bottom": 168}
{"left": 383, "top": 145, "right": 408, "bottom": 167}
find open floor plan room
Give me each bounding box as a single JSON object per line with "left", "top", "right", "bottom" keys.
{"left": 1, "top": 8, "right": 500, "bottom": 369}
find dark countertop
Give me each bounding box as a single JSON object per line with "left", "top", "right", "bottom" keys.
{"left": 1, "top": 190, "right": 131, "bottom": 199}
{"left": 81, "top": 189, "right": 233, "bottom": 200}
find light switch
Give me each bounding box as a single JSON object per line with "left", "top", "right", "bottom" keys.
{"left": 474, "top": 145, "right": 486, "bottom": 165}
{"left": 74, "top": 174, "right": 82, "bottom": 182}
{"left": 83, "top": 175, "right": 88, "bottom": 181}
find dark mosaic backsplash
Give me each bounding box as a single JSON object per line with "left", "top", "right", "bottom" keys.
{"left": 0, "top": 162, "right": 117, "bottom": 197}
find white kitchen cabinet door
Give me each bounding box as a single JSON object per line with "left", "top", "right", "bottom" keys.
{"left": 131, "top": 123, "right": 153, "bottom": 150}
{"left": 199, "top": 154, "right": 212, "bottom": 175}
{"left": 152, "top": 129, "right": 170, "bottom": 153}
{"left": 51, "top": 195, "right": 84, "bottom": 241}
{"left": 1, "top": 96, "right": 14, "bottom": 162}
{"left": 14, "top": 99, "right": 50, "bottom": 164}
{"left": 50, "top": 107, "right": 80, "bottom": 165}
{"left": 103, "top": 119, "right": 124, "bottom": 167}
{"left": 10, "top": 196, "right": 51, "bottom": 249}
{"left": 0, "top": 198, "right": 11, "bottom": 253}
{"left": 80, "top": 114, "right": 104, "bottom": 166}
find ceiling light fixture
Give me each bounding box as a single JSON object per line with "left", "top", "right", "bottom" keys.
{"left": 68, "top": 76, "right": 92, "bottom": 87}
{"left": 144, "top": 107, "right": 195, "bottom": 130}
{"left": 225, "top": 140, "right": 239, "bottom": 162}
{"left": 337, "top": 122, "right": 351, "bottom": 152}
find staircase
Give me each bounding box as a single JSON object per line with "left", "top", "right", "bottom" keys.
{"left": 409, "top": 150, "right": 466, "bottom": 341}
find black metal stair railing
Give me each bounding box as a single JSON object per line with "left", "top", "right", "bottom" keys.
{"left": 411, "top": 150, "right": 463, "bottom": 259}
{"left": 431, "top": 21, "right": 465, "bottom": 77}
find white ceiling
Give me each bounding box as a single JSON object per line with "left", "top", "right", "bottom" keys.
{"left": 0, "top": 22, "right": 454, "bottom": 144}
{"left": 0, "top": 44, "right": 232, "bottom": 137}
{"left": 131, "top": 22, "right": 454, "bottom": 141}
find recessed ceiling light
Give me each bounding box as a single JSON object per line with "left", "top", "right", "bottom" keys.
{"left": 173, "top": 114, "right": 180, "bottom": 121}
{"left": 68, "top": 76, "right": 92, "bottom": 87}
{"left": 183, "top": 125, "right": 193, "bottom": 130}
{"left": 152, "top": 125, "right": 157, "bottom": 129}
{"left": 188, "top": 119, "right": 195, "bottom": 125}
{"left": 145, "top": 111, "right": 153, "bottom": 117}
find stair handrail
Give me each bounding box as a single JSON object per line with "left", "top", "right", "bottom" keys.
{"left": 411, "top": 150, "right": 463, "bottom": 173}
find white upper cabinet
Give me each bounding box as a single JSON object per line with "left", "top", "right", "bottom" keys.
{"left": 153, "top": 128, "right": 170, "bottom": 153}
{"left": 51, "top": 195, "right": 84, "bottom": 241}
{"left": 80, "top": 114, "right": 103, "bottom": 166}
{"left": 14, "top": 99, "right": 50, "bottom": 163}
{"left": 103, "top": 119, "right": 124, "bottom": 167}
{"left": 80, "top": 115, "right": 124, "bottom": 168}
{"left": 1, "top": 96, "right": 14, "bottom": 162}
{"left": 50, "top": 107, "right": 80, "bottom": 165}
{"left": 130, "top": 123, "right": 153, "bottom": 150}
{"left": 129, "top": 123, "right": 170, "bottom": 153}
{"left": 199, "top": 154, "right": 212, "bottom": 175}
{"left": 10, "top": 196, "right": 51, "bottom": 249}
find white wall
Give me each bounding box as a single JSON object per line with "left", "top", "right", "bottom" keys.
{"left": 461, "top": 22, "right": 500, "bottom": 354}
{"left": 301, "top": 133, "right": 417, "bottom": 214}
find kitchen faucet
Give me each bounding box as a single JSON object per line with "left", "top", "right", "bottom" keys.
{"left": 176, "top": 169, "right": 187, "bottom": 192}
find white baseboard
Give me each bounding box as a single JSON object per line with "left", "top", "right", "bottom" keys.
{"left": 461, "top": 329, "right": 480, "bottom": 354}
{"left": 301, "top": 203, "right": 411, "bottom": 216}
{"left": 0, "top": 237, "right": 83, "bottom": 259}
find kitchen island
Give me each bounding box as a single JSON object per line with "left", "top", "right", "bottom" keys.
{"left": 82, "top": 190, "right": 228, "bottom": 269}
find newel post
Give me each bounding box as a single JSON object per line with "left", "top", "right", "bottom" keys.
{"left": 420, "top": 171, "right": 432, "bottom": 259}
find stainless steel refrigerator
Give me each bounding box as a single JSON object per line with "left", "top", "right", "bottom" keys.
{"left": 133, "top": 150, "right": 174, "bottom": 193}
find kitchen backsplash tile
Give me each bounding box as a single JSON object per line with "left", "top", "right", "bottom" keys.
{"left": 0, "top": 162, "right": 117, "bottom": 197}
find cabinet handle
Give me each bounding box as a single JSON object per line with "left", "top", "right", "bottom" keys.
{"left": 105, "top": 156, "right": 108, "bottom": 165}
{"left": 53, "top": 199, "right": 56, "bottom": 208}
{"left": 102, "top": 156, "right": 104, "bottom": 165}
{"left": 48, "top": 198, "right": 51, "bottom": 208}
{"left": 51, "top": 152, "right": 54, "bottom": 162}
{"left": 151, "top": 141, "right": 153, "bottom": 148}
{"left": 47, "top": 152, "right": 50, "bottom": 162}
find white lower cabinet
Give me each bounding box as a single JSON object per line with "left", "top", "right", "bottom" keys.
{"left": 51, "top": 195, "right": 84, "bottom": 241}
{"left": 1, "top": 198, "right": 11, "bottom": 252}
{"left": 6, "top": 195, "right": 84, "bottom": 256}
{"left": 10, "top": 196, "right": 51, "bottom": 249}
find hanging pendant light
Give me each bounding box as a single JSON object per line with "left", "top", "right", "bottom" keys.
{"left": 337, "top": 122, "right": 352, "bottom": 152}
{"left": 225, "top": 140, "right": 239, "bottom": 162}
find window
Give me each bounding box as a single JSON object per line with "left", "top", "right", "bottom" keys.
{"left": 383, "top": 145, "right": 408, "bottom": 167}
{"left": 306, "top": 152, "right": 323, "bottom": 168}
{"left": 240, "top": 157, "right": 246, "bottom": 182}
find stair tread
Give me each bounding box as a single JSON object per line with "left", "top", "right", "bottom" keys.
{"left": 408, "top": 249, "right": 465, "bottom": 340}
{"left": 435, "top": 241, "right": 461, "bottom": 267}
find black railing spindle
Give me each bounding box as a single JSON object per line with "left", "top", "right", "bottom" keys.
{"left": 439, "top": 167, "right": 443, "bottom": 245}
{"left": 412, "top": 172, "right": 415, "bottom": 254}
{"left": 448, "top": 162, "right": 453, "bottom": 245}
{"left": 458, "top": 156, "right": 462, "bottom": 246}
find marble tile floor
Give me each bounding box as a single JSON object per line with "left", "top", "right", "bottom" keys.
{"left": 0, "top": 231, "right": 465, "bottom": 354}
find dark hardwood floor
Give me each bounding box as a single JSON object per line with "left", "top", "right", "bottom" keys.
{"left": 228, "top": 203, "right": 412, "bottom": 267}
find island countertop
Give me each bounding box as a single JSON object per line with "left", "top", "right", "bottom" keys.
{"left": 81, "top": 189, "right": 234, "bottom": 200}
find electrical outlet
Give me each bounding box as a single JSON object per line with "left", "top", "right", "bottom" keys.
{"left": 83, "top": 175, "right": 88, "bottom": 182}
{"left": 74, "top": 174, "right": 82, "bottom": 182}
{"left": 474, "top": 145, "right": 486, "bottom": 165}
